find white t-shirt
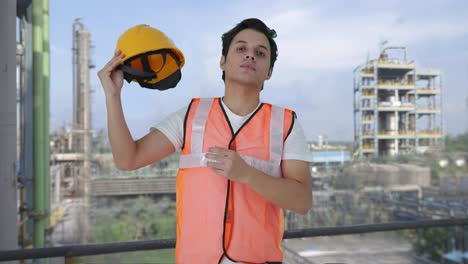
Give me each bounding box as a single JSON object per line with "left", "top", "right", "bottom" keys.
{"left": 152, "top": 99, "right": 310, "bottom": 162}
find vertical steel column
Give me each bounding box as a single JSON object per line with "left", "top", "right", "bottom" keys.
{"left": 33, "top": 0, "right": 46, "bottom": 250}
{"left": 42, "top": 0, "right": 51, "bottom": 229}
{"left": 463, "top": 225, "right": 468, "bottom": 264}
{"left": 374, "top": 61, "right": 379, "bottom": 157}
{"left": 0, "top": 0, "right": 19, "bottom": 260}
{"left": 414, "top": 67, "right": 419, "bottom": 152}
{"left": 80, "top": 28, "right": 92, "bottom": 244}
{"left": 439, "top": 74, "right": 444, "bottom": 147}
{"left": 19, "top": 1, "right": 35, "bottom": 247}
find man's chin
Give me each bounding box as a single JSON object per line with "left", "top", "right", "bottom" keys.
{"left": 229, "top": 78, "right": 263, "bottom": 89}
{"left": 229, "top": 75, "right": 263, "bottom": 84}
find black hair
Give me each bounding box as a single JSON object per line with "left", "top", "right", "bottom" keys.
{"left": 221, "top": 18, "right": 278, "bottom": 82}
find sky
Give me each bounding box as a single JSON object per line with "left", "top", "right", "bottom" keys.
{"left": 47, "top": 0, "right": 468, "bottom": 141}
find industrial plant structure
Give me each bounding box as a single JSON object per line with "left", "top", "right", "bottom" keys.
{"left": 49, "top": 18, "right": 94, "bottom": 199}
{"left": 353, "top": 46, "right": 443, "bottom": 159}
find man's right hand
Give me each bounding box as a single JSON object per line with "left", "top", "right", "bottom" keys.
{"left": 98, "top": 50, "right": 125, "bottom": 97}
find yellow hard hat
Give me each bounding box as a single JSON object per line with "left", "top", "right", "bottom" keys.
{"left": 115, "top": 24, "right": 185, "bottom": 90}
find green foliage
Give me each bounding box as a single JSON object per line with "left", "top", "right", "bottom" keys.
{"left": 90, "top": 196, "right": 176, "bottom": 263}
{"left": 83, "top": 249, "right": 176, "bottom": 264}
{"left": 445, "top": 132, "right": 468, "bottom": 152}
{"left": 430, "top": 162, "right": 440, "bottom": 185}
{"left": 402, "top": 227, "right": 449, "bottom": 263}
{"left": 433, "top": 163, "right": 468, "bottom": 177}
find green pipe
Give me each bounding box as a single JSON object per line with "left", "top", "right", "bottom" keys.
{"left": 43, "top": 0, "right": 50, "bottom": 228}
{"left": 33, "top": 0, "right": 45, "bottom": 249}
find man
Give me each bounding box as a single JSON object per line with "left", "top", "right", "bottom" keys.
{"left": 98, "top": 18, "right": 312, "bottom": 264}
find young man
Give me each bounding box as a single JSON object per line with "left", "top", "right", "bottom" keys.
{"left": 98, "top": 18, "right": 312, "bottom": 264}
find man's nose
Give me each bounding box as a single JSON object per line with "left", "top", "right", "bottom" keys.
{"left": 245, "top": 54, "right": 255, "bottom": 61}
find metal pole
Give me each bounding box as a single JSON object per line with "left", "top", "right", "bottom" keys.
{"left": 0, "top": 1, "right": 19, "bottom": 262}
{"left": 463, "top": 225, "right": 468, "bottom": 264}
{"left": 72, "top": 20, "right": 92, "bottom": 244}
{"left": 19, "top": 1, "right": 35, "bottom": 248}
{"left": 33, "top": 0, "right": 46, "bottom": 251}
{"left": 83, "top": 27, "right": 92, "bottom": 245}
{"left": 42, "top": 0, "right": 51, "bottom": 235}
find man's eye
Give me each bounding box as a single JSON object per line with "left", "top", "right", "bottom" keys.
{"left": 256, "top": 50, "right": 266, "bottom": 57}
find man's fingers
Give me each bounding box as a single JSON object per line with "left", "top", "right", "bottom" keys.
{"left": 209, "top": 167, "right": 226, "bottom": 176}
{"left": 205, "top": 153, "right": 227, "bottom": 161}
{"left": 207, "top": 146, "right": 230, "bottom": 156}
{"left": 107, "top": 54, "right": 125, "bottom": 71}
{"left": 110, "top": 68, "right": 123, "bottom": 80}
{"left": 207, "top": 161, "right": 224, "bottom": 170}
{"left": 102, "top": 54, "right": 119, "bottom": 70}
{"left": 101, "top": 53, "right": 125, "bottom": 74}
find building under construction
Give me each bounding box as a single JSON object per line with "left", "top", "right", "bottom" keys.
{"left": 353, "top": 46, "right": 443, "bottom": 159}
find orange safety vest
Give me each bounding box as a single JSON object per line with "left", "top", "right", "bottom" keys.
{"left": 175, "top": 97, "right": 295, "bottom": 263}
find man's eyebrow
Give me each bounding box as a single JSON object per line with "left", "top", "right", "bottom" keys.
{"left": 234, "top": 40, "right": 269, "bottom": 51}
{"left": 258, "top": 45, "right": 269, "bottom": 51}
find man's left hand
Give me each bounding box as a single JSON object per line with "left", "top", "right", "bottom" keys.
{"left": 205, "top": 146, "right": 252, "bottom": 183}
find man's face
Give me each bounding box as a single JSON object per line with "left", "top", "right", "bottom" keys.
{"left": 221, "top": 29, "right": 272, "bottom": 88}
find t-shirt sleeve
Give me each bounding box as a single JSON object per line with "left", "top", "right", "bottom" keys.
{"left": 150, "top": 106, "right": 188, "bottom": 150}
{"left": 283, "top": 117, "right": 312, "bottom": 162}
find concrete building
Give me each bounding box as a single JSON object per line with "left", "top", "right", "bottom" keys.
{"left": 354, "top": 46, "right": 443, "bottom": 159}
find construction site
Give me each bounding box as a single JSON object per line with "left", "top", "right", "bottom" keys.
{"left": 353, "top": 46, "right": 443, "bottom": 159}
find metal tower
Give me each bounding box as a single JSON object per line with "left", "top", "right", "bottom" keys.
{"left": 354, "top": 46, "right": 443, "bottom": 159}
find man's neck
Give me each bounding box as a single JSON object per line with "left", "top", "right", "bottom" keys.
{"left": 223, "top": 82, "right": 261, "bottom": 116}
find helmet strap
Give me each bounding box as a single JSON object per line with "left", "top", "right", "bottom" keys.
{"left": 119, "top": 49, "right": 182, "bottom": 90}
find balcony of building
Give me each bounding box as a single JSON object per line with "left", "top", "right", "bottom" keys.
{"left": 373, "top": 59, "right": 416, "bottom": 70}
{"left": 378, "top": 101, "right": 415, "bottom": 111}
{"left": 416, "top": 107, "right": 441, "bottom": 114}
{"left": 410, "top": 88, "right": 441, "bottom": 95}
{"left": 377, "top": 80, "right": 415, "bottom": 90}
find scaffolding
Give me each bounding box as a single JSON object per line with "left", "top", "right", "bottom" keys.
{"left": 353, "top": 46, "right": 443, "bottom": 159}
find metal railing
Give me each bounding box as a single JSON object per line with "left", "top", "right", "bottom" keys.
{"left": 1, "top": 218, "right": 467, "bottom": 262}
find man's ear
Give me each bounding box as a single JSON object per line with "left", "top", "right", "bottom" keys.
{"left": 266, "top": 67, "right": 273, "bottom": 80}
{"left": 220, "top": 56, "right": 226, "bottom": 70}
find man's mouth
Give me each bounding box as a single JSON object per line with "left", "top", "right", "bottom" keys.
{"left": 241, "top": 64, "right": 256, "bottom": 71}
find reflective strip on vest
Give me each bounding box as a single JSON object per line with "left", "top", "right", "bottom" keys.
{"left": 191, "top": 98, "right": 214, "bottom": 153}
{"left": 179, "top": 153, "right": 282, "bottom": 177}
{"left": 179, "top": 98, "right": 285, "bottom": 178}
{"left": 270, "top": 103, "right": 284, "bottom": 163}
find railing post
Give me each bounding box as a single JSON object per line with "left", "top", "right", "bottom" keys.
{"left": 65, "top": 256, "right": 84, "bottom": 264}
{"left": 64, "top": 256, "right": 73, "bottom": 264}
{"left": 463, "top": 225, "right": 468, "bottom": 264}
{"left": 447, "top": 225, "right": 456, "bottom": 263}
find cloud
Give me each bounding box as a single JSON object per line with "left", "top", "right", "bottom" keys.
{"left": 200, "top": 6, "right": 468, "bottom": 92}
{"left": 48, "top": 1, "right": 468, "bottom": 140}
{"left": 265, "top": 9, "right": 468, "bottom": 72}
{"left": 161, "top": 3, "right": 468, "bottom": 140}
{"left": 188, "top": 1, "right": 468, "bottom": 140}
